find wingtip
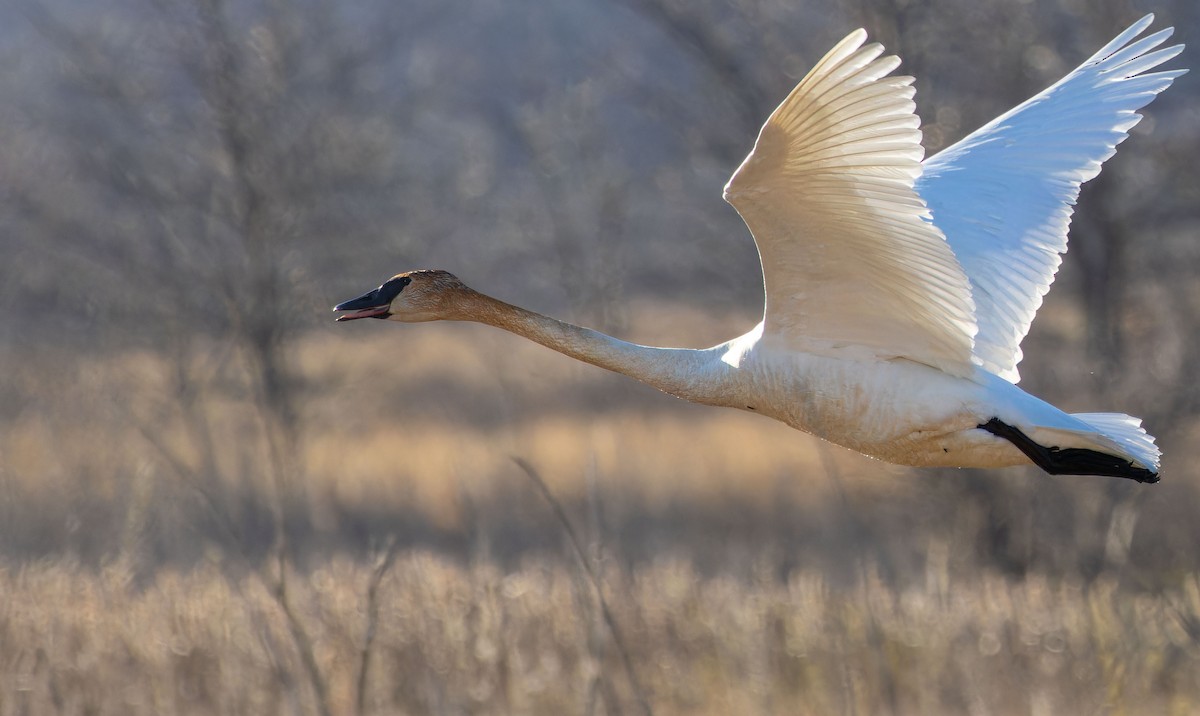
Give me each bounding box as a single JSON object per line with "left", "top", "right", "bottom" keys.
{"left": 1112, "top": 14, "right": 1157, "bottom": 49}
{"left": 828, "top": 28, "right": 870, "bottom": 59}
{"left": 1089, "top": 13, "right": 1164, "bottom": 63}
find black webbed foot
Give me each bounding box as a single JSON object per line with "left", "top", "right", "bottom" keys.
{"left": 978, "top": 418, "right": 1158, "bottom": 484}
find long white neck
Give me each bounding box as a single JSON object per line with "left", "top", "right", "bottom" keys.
{"left": 461, "top": 292, "right": 732, "bottom": 406}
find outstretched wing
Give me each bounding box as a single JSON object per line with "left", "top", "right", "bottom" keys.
{"left": 917, "top": 14, "right": 1186, "bottom": 383}
{"left": 725, "top": 31, "right": 977, "bottom": 376}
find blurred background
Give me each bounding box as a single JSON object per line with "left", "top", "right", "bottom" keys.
{"left": 2, "top": 0, "right": 1199, "bottom": 713}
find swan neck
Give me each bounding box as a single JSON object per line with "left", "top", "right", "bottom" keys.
{"left": 462, "top": 292, "right": 726, "bottom": 404}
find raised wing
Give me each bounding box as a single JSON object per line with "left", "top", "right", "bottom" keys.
{"left": 725, "top": 31, "right": 977, "bottom": 376}
{"left": 917, "top": 15, "right": 1186, "bottom": 383}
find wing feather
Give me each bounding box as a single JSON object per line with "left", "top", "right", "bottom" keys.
{"left": 725, "top": 31, "right": 977, "bottom": 375}
{"left": 917, "top": 14, "right": 1186, "bottom": 382}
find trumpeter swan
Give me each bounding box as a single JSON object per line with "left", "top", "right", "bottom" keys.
{"left": 336, "top": 16, "right": 1184, "bottom": 482}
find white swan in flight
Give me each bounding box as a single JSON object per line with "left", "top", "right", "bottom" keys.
{"left": 336, "top": 16, "right": 1184, "bottom": 483}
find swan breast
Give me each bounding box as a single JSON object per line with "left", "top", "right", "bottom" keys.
{"left": 731, "top": 342, "right": 1008, "bottom": 466}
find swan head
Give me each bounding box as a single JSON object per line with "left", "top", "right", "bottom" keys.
{"left": 333, "top": 269, "right": 471, "bottom": 323}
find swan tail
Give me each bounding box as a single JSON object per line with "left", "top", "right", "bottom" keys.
{"left": 1069, "top": 412, "right": 1161, "bottom": 474}
{"left": 979, "top": 414, "right": 1160, "bottom": 483}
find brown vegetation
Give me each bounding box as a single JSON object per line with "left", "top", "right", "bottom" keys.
{"left": 5, "top": 319, "right": 1200, "bottom": 713}
{"left": 2, "top": 552, "right": 1199, "bottom": 715}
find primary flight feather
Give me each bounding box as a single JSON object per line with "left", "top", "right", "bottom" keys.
{"left": 918, "top": 15, "right": 1186, "bottom": 382}
{"left": 336, "top": 16, "right": 1184, "bottom": 482}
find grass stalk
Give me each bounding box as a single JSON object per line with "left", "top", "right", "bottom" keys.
{"left": 513, "top": 456, "right": 653, "bottom": 716}
{"left": 356, "top": 536, "right": 400, "bottom": 716}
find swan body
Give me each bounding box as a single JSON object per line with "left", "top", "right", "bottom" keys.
{"left": 336, "top": 16, "right": 1184, "bottom": 482}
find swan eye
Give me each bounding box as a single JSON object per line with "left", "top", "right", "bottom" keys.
{"left": 378, "top": 276, "right": 411, "bottom": 302}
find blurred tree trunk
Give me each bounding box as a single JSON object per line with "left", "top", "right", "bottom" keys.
{"left": 1072, "top": 180, "right": 1127, "bottom": 374}
{"left": 193, "top": 0, "right": 306, "bottom": 542}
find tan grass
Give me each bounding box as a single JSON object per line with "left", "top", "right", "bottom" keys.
{"left": 4, "top": 302, "right": 1200, "bottom": 714}
{"left": 1, "top": 555, "right": 1198, "bottom": 715}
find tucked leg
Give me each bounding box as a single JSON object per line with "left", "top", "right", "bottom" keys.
{"left": 978, "top": 418, "right": 1158, "bottom": 483}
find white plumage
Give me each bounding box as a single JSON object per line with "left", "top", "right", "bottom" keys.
{"left": 918, "top": 15, "right": 1186, "bottom": 382}
{"left": 337, "top": 16, "right": 1184, "bottom": 482}
{"left": 724, "top": 29, "right": 978, "bottom": 379}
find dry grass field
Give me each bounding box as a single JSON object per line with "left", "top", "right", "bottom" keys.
{"left": 3, "top": 304, "right": 1200, "bottom": 715}
{"left": 2, "top": 554, "right": 1199, "bottom": 715}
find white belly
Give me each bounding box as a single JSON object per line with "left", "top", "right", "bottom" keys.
{"left": 732, "top": 351, "right": 1031, "bottom": 469}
